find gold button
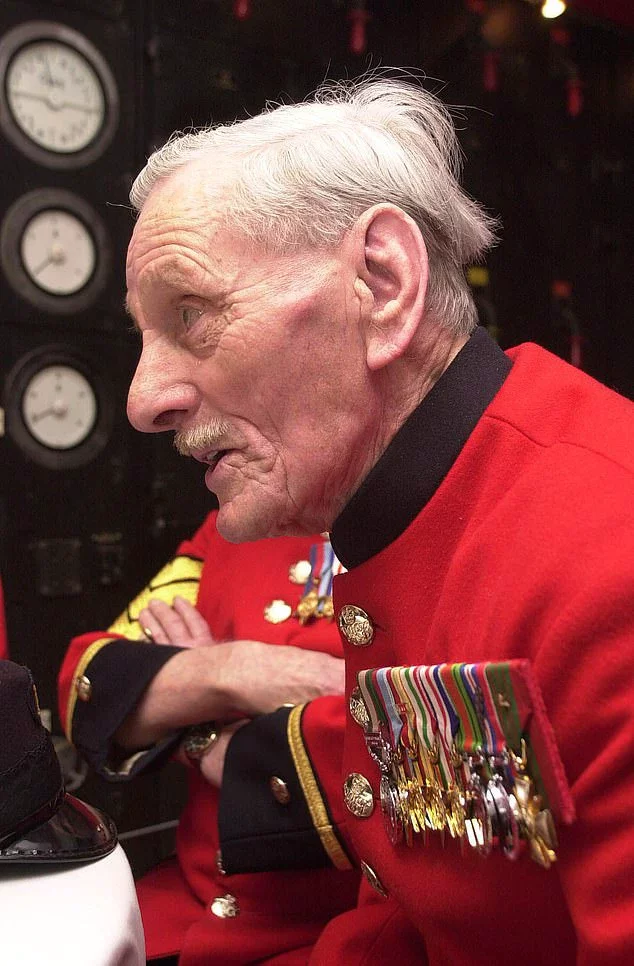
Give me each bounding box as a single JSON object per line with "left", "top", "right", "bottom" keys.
{"left": 210, "top": 894, "right": 239, "bottom": 918}
{"left": 338, "top": 604, "right": 374, "bottom": 647}
{"left": 343, "top": 773, "right": 374, "bottom": 818}
{"left": 288, "top": 559, "right": 312, "bottom": 584}
{"left": 264, "top": 599, "right": 293, "bottom": 624}
{"left": 349, "top": 687, "right": 370, "bottom": 730}
{"left": 360, "top": 860, "right": 388, "bottom": 897}
{"left": 216, "top": 850, "right": 226, "bottom": 876}
{"left": 270, "top": 776, "right": 291, "bottom": 805}
{"left": 74, "top": 675, "right": 92, "bottom": 702}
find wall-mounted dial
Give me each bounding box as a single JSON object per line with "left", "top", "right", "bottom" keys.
{"left": 6, "top": 40, "right": 106, "bottom": 155}
{"left": 20, "top": 208, "right": 96, "bottom": 296}
{"left": 22, "top": 364, "right": 98, "bottom": 450}
{"left": 0, "top": 21, "right": 118, "bottom": 168}
{"left": 1, "top": 188, "right": 110, "bottom": 314}
{"left": 4, "top": 348, "right": 113, "bottom": 470}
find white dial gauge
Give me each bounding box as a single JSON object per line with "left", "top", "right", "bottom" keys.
{"left": 22, "top": 364, "right": 98, "bottom": 450}
{"left": 20, "top": 208, "right": 96, "bottom": 295}
{"left": 0, "top": 22, "right": 119, "bottom": 168}
{"left": 1, "top": 188, "right": 110, "bottom": 314}
{"left": 6, "top": 40, "right": 105, "bottom": 154}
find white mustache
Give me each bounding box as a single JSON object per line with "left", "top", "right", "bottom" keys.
{"left": 174, "top": 420, "right": 232, "bottom": 457}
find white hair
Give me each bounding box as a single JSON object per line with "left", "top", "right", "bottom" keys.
{"left": 130, "top": 74, "right": 498, "bottom": 334}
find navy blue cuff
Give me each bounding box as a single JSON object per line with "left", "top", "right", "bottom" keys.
{"left": 218, "top": 707, "right": 333, "bottom": 874}
{"left": 71, "top": 640, "right": 184, "bottom": 780}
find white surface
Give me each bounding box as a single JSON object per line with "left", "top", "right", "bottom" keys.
{"left": 0, "top": 843, "right": 145, "bottom": 965}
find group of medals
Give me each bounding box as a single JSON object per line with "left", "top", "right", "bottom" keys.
{"left": 350, "top": 661, "right": 559, "bottom": 868}
{"left": 265, "top": 541, "right": 345, "bottom": 626}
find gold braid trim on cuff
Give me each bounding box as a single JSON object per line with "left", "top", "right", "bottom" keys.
{"left": 287, "top": 704, "right": 352, "bottom": 871}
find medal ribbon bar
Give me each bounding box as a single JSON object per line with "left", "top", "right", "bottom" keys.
{"left": 355, "top": 660, "right": 575, "bottom": 868}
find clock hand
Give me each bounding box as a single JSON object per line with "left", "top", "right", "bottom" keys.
{"left": 32, "top": 255, "right": 54, "bottom": 276}
{"left": 31, "top": 398, "right": 69, "bottom": 422}
{"left": 30, "top": 407, "right": 56, "bottom": 423}
{"left": 10, "top": 90, "right": 98, "bottom": 114}
{"left": 58, "top": 101, "right": 101, "bottom": 114}
{"left": 32, "top": 246, "right": 66, "bottom": 277}
{"left": 8, "top": 90, "right": 52, "bottom": 106}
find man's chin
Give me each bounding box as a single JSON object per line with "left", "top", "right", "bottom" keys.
{"left": 215, "top": 499, "right": 316, "bottom": 544}
{"left": 214, "top": 503, "right": 277, "bottom": 544}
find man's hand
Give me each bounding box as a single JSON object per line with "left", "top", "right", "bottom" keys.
{"left": 175, "top": 718, "right": 249, "bottom": 789}
{"left": 138, "top": 596, "right": 216, "bottom": 648}
{"left": 138, "top": 595, "right": 345, "bottom": 713}
{"left": 216, "top": 639, "right": 345, "bottom": 717}
{"left": 115, "top": 597, "right": 345, "bottom": 750}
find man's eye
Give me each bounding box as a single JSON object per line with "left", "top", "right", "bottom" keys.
{"left": 180, "top": 306, "right": 203, "bottom": 329}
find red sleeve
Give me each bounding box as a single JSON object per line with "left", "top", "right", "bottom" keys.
{"left": 544, "top": 565, "right": 634, "bottom": 964}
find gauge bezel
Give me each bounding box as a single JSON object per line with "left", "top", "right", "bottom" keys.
{"left": 3, "top": 346, "right": 114, "bottom": 470}
{"left": 0, "top": 20, "right": 119, "bottom": 169}
{"left": 0, "top": 188, "right": 111, "bottom": 314}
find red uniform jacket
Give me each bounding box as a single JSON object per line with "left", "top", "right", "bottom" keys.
{"left": 314, "top": 333, "right": 634, "bottom": 964}
{"left": 59, "top": 522, "right": 360, "bottom": 964}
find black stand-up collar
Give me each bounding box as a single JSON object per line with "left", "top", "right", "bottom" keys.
{"left": 331, "top": 327, "right": 512, "bottom": 569}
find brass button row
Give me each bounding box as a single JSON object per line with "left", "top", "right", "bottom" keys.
{"left": 343, "top": 627, "right": 387, "bottom": 898}
{"left": 210, "top": 775, "right": 290, "bottom": 921}
{"left": 343, "top": 775, "right": 389, "bottom": 897}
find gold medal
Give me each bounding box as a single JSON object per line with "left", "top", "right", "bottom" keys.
{"left": 513, "top": 772, "right": 558, "bottom": 868}
{"left": 264, "top": 599, "right": 293, "bottom": 624}
{"left": 320, "top": 595, "right": 335, "bottom": 620}
{"left": 296, "top": 588, "right": 319, "bottom": 624}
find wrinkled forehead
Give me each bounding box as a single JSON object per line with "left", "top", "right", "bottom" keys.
{"left": 132, "top": 152, "right": 239, "bottom": 228}
{"left": 126, "top": 161, "right": 231, "bottom": 272}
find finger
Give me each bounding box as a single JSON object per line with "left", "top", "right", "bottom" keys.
{"left": 146, "top": 599, "right": 191, "bottom": 645}
{"left": 172, "top": 596, "right": 217, "bottom": 642}
{"left": 137, "top": 607, "right": 168, "bottom": 644}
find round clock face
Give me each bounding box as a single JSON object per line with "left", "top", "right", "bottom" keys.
{"left": 21, "top": 363, "right": 98, "bottom": 450}
{"left": 0, "top": 22, "right": 119, "bottom": 168}
{"left": 20, "top": 208, "right": 96, "bottom": 296}
{"left": 5, "top": 350, "right": 113, "bottom": 469}
{"left": 6, "top": 40, "right": 106, "bottom": 154}
{"left": 0, "top": 188, "right": 110, "bottom": 314}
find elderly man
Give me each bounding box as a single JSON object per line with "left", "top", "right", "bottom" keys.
{"left": 125, "top": 77, "right": 634, "bottom": 965}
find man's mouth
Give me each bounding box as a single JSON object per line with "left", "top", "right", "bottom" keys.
{"left": 197, "top": 450, "right": 228, "bottom": 472}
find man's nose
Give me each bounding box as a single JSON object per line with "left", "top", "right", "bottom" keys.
{"left": 127, "top": 346, "right": 196, "bottom": 433}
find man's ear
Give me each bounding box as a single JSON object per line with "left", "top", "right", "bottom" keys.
{"left": 352, "top": 204, "right": 428, "bottom": 371}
